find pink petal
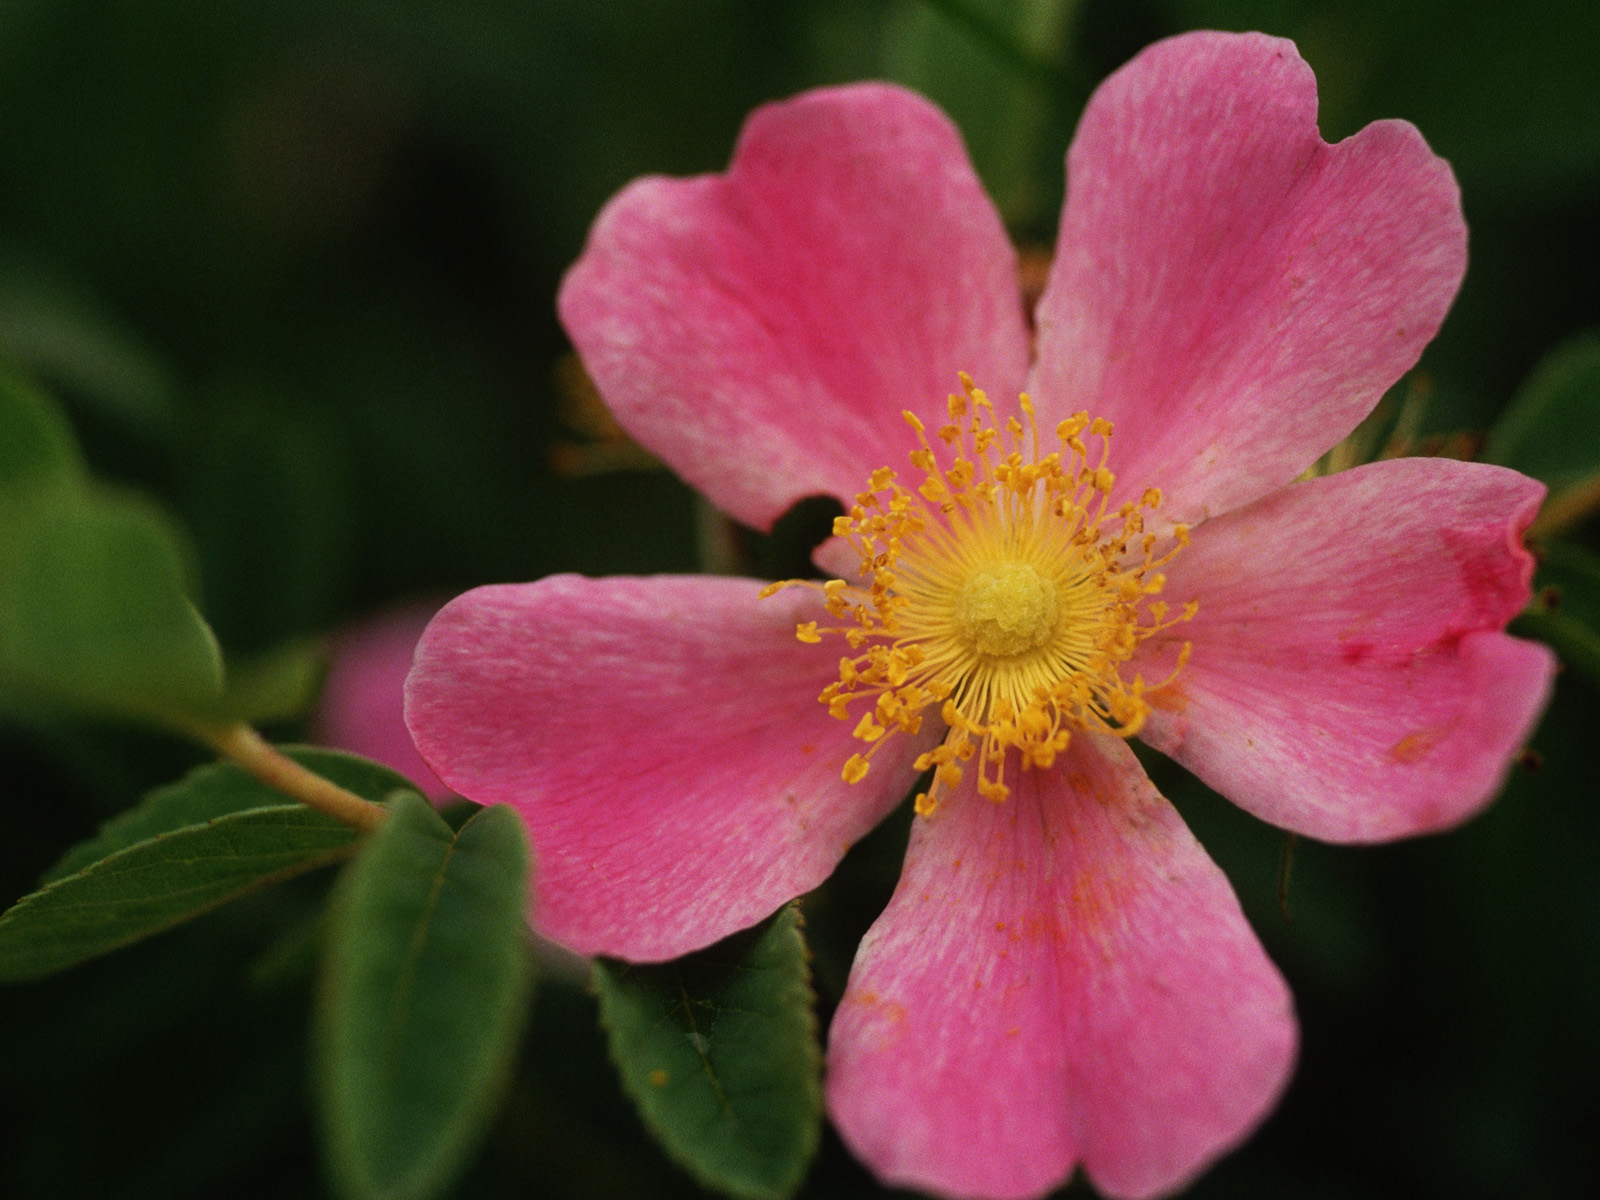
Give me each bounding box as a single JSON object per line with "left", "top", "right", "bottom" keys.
{"left": 1137, "top": 458, "right": 1555, "bottom": 843}
{"left": 313, "top": 602, "right": 452, "bottom": 802}
{"left": 558, "top": 84, "right": 1031, "bottom": 532}
{"left": 1030, "top": 31, "right": 1467, "bottom": 526}
{"left": 403, "top": 574, "right": 928, "bottom": 960}
{"left": 827, "top": 735, "right": 1295, "bottom": 1200}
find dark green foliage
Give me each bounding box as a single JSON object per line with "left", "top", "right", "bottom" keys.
{"left": 0, "top": 490, "right": 227, "bottom": 722}
{"left": 0, "top": 749, "right": 411, "bottom": 980}
{"left": 42, "top": 746, "right": 411, "bottom": 882}
{"left": 318, "top": 794, "right": 533, "bottom": 1200}
{"left": 1486, "top": 331, "right": 1600, "bottom": 524}
{"left": 0, "top": 368, "right": 82, "bottom": 490}
{"left": 594, "top": 906, "right": 823, "bottom": 1200}
{"left": 0, "top": 372, "right": 224, "bottom": 723}
{"left": 1517, "top": 541, "right": 1600, "bottom": 684}
{"left": 0, "top": 805, "right": 358, "bottom": 981}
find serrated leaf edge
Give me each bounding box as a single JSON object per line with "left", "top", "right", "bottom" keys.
{"left": 0, "top": 804, "right": 360, "bottom": 981}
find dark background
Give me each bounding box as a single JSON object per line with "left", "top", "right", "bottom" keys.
{"left": 1, "top": 1, "right": 1597, "bottom": 1197}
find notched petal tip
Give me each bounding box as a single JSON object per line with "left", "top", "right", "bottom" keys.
{"left": 828, "top": 736, "right": 1296, "bottom": 1200}
{"left": 1137, "top": 459, "right": 1558, "bottom": 845}
{"left": 557, "top": 79, "right": 1030, "bottom": 533}
{"left": 1031, "top": 28, "right": 1469, "bottom": 530}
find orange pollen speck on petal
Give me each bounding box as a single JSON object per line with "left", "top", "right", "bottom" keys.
{"left": 764, "top": 373, "right": 1196, "bottom": 817}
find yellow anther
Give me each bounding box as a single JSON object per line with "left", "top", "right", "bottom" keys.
{"left": 852, "top": 712, "right": 885, "bottom": 742}
{"left": 796, "top": 621, "right": 821, "bottom": 643}
{"left": 761, "top": 374, "right": 1195, "bottom": 819}
{"left": 978, "top": 777, "right": 1010, "bottom": 803}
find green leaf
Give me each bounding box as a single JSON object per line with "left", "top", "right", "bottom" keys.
{"left": 181, "top": 396, "right": 352, "bottom": 652}
{"left": 0, "top": 373, "right": 234, "bottom": 727}
{"left": 0, "top": 374, "right": 319, "bottom": 727}
{"left": 1485, "top": 331, "right": 1600, "bottom": 534}
{"left": 0, "top": 487, "right": 225, "bottom": 724}
{"left": 0, "top": 748, "right": 408, "bottom": 981}
{"left": 0, "top": 264, "right": 178, "bottom": 436}
{"left": 592, "top": 905, "right": 822, "bottom": 1200}
{"left": 882, "top": 0, "right": 1084, "bottom": 229}
{"left": 1517, "top": 540, "right": 1600, "bottom": 684}
{"left": 318, "top": 794, "right": 532, "bottom": 1200}
{"left": 43, "top": 747, "right": 413, "bottom": 883}
{"left": 0, "top": 805, "right": 361, "bottom": 983}
{"left": 0, "top": 366, "right": 82, "bottom": 496}
{"left": 213, "top": 638, "right": 327, "bottom": 724}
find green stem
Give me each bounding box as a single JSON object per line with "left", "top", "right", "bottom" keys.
{"left": 189, "top": 722, "right": 389, "bottom": 832}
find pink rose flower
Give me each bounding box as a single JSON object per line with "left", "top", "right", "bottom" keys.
{"left": 404, "top": 31, "right": 1554, "bottom": 1200}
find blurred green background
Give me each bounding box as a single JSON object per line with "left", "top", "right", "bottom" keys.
{"left": 1, "top": 0, "right": 1597, "bottom": 1196}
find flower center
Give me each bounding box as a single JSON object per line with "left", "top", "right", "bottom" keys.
{"left": 762, "top": 374, "right": 1195, "bottom": 816}
{"left": 954, "top": 562, "right": 1059, "bottom": 658}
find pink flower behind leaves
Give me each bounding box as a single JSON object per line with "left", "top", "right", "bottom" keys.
{"left": 404, "top": 31, "right": 1554, "bottom": 1200}
{"left": 314, "top": 602, "right": 451, "bottom": 802}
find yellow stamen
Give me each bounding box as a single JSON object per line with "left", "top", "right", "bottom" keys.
{"left": 766, "top": 374, "right": 1195, "bottom": 816}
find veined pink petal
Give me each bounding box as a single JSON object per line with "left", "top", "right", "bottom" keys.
{"left": 403, "top": 574, "right": 928, "bottom": 960}
{"left": 558, "top": 83, "right": 1031, "bottom": 532}
{"left": 1136, "top": 458, "right": 1555, "bottom": 843}
{"left": 1030, "top": 31, "right": 1466, "bottom": 527}
{"left": 827, "top": 735, "right": 1295, "bottom": 1200}
{"left": 313, "top": 602, "right": 451, "bottom": 802}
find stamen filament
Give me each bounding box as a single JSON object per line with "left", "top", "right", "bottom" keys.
{"left": 766, "top": 374, "right": 1195, "bottom": 815}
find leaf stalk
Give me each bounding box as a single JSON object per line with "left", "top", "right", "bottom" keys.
{"left": 192, "top": 722, "right": 389, "bottom": 832}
